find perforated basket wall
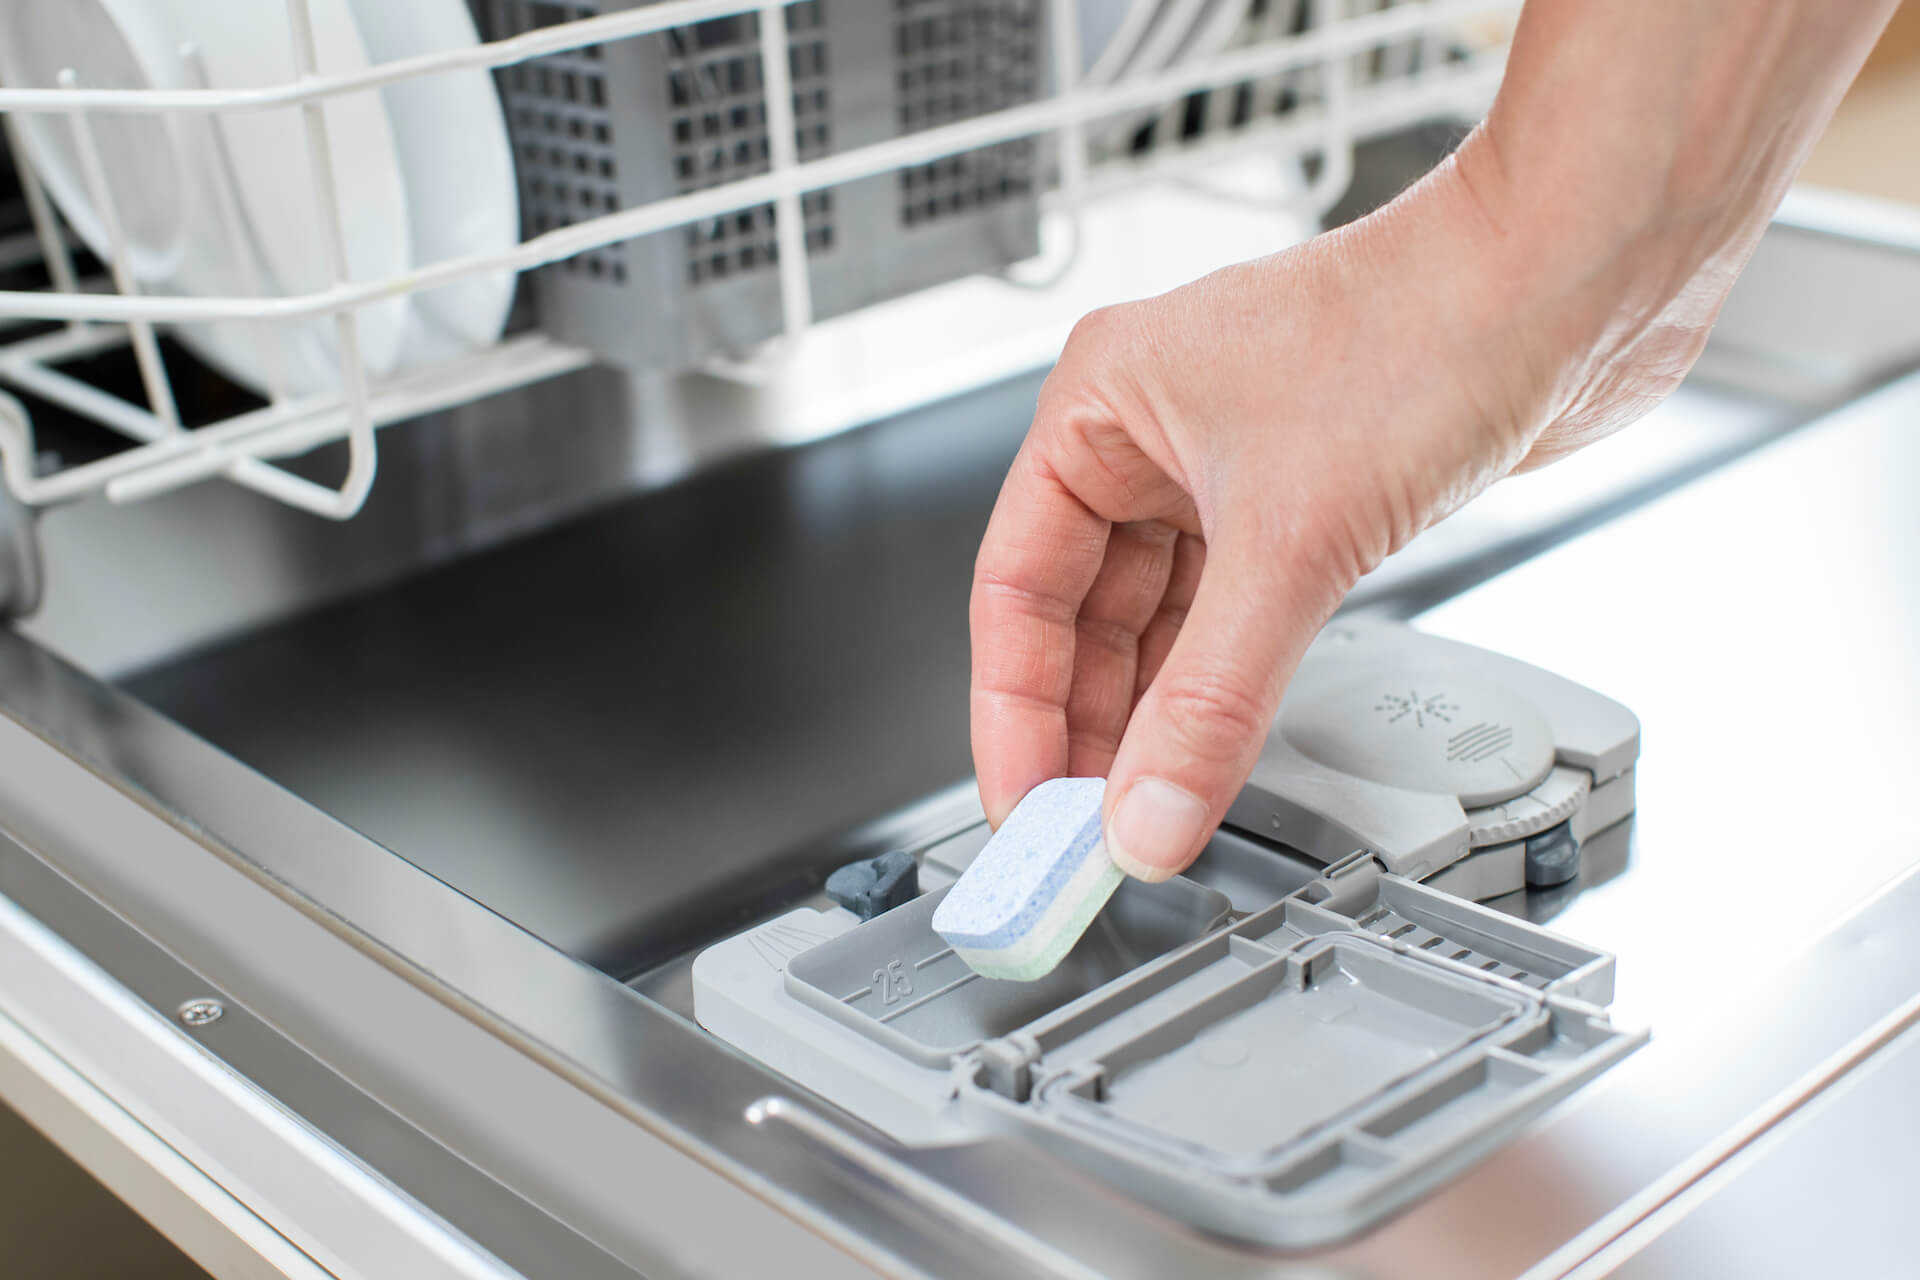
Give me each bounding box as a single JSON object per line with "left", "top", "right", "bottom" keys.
{"left": 485, "top": 0, "right": 1045, "bottom": 371}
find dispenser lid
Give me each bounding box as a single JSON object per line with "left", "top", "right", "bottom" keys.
{"left": 953, "top": 858, "right": 1645, "bottom": 1250}
{"left": 1228, "top": 619, "right": 1641, "bottom": 881}
{"left": 694, "top": 825, "right": 1645, "bottom": 1252}
{"left": 1283, "top": 671, "right": 1557, "bottom": 807}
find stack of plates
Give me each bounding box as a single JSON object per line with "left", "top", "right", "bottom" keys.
{"left": 0, "top": 0, "right": 519, "bottom": 400}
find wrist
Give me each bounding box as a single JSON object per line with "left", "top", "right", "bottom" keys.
{"left": 1329, "top": 134, "right": 1598, "bottom": 460}
{"left": 1399, "top": 124, "right": 1721, "bottom": 451}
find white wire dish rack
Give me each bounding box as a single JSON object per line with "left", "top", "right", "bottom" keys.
{"left": 0, "top": 0, "right": 1515, "bottom": 521}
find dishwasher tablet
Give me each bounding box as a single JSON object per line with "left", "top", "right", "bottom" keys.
{"left": 932, "top": 777, "right": 1123, "bottom": 982}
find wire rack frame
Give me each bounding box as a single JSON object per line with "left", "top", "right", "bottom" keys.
{"left": 0, "top": 0, "right": 1515, "bottom": 519}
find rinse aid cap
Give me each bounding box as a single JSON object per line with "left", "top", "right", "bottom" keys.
{"left": 1281, "top": 673, "right": 1558, "bottom": 810}
{"left": 1225, "top": 619, "right": 1640, "bottom": 892}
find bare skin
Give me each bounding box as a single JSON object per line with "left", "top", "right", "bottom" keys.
{"left": 971, "top": 0, "right": 1901, "bottom": 879}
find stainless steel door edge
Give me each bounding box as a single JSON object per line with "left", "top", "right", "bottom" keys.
{"left": 0, "top": 833, "right": 646, "bottom": 1280}
{"left": 0, "top": 996, "right": 332, "bottom": 1280}
{"left": 0, "top": 872, "right": 522, "bottom": 1280}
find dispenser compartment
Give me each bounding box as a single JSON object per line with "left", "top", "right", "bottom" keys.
{"left": 695, "top": 829, "right": 1645, "bottom": 1249}
{"left": 691, "top": 619, "right": 1649, "bottom": 1248}
{"left": 1037, "top": 936, "right": 1531, "bottom": 1164}
{"left": 785, "top": 876, "right": 1233, "bottom": 1068}
{"left": 950, "top": 875, "right": 1645, "bottom": 1249}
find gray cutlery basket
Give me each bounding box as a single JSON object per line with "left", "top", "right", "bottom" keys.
{"left": 485, "top": 0, "right": 1047, "bottom": 371}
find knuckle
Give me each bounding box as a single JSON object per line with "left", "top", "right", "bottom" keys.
{"left": 974, "top": 570, "right": 1078, "bottom": 627}
{"left": 1153, "top": 671, "right": 1271, "bottom": 764}
{"left": 1151, "top": 600, "right": 1191, "bottom": 634}
{"left": 1074, "top": 613, "right": 1138, "bottom": 658}
{"left": 1063, "top": 303, "right": 1145, "bottom": 364}
{"left": 1065, "top": 305, "right": 1121, "bottom": 351}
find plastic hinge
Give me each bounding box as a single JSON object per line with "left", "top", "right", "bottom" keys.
{"left": 968, "top": 1032, "right": 1044, "bottom": 1102}
{"left": 1324, "top": 849, "right": 1378, "bottom": 881}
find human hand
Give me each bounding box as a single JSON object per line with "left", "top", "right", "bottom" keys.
{"left": 968, "top": 119, "right": 1764, "bottom": 880}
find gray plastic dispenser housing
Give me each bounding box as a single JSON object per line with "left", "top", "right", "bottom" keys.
{"left": 693, "top": 620, "right": 1644, "bottom": 1248}
{"left": 1236, "top": 618, "right": 1640, "bottom": 899}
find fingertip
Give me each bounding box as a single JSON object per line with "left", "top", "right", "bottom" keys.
{"left": 1106, "top": 839, "right": 1180, "bottom": 883}
{"left": 1104, "top": 775, "right": 1211, "bottom": 881}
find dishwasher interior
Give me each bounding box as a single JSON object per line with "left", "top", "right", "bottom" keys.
{"left": 3, "top": 10, "right": 1920, "bottom": 1266}
{"left": 0, "top": 184, "right": 1908, "bottom": 1273}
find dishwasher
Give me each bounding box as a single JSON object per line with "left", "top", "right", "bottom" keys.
{"left": 2, "top": 3, "right": 1920, "bottom": 1278}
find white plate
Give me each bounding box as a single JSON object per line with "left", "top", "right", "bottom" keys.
{"left": 0, "top": 0, "right": 412, "bottom": 399}
{"left": 346, "top": 0, "right": 518, "bottom": 368}
{"left": 0, "top": 0, "right": 205, "bottom": 284}
{"left": 153, "top": 0, "right": 411, "bottom": 395}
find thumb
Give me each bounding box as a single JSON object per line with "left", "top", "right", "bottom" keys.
{"left": 1101, "top": 521, "right": 1344, "bottom": 881}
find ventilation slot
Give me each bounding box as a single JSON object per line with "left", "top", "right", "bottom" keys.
{"left": 666, "top": 4, "right": 837, "bottom": 285}
{"left": 1364, "top": 913, "right": 1552, "bottom": 990}
{"left": 496, "top": 0, "right": 626, "bottom": 282}
{"left": 488, "top": 0, "right": 1045, "bottom": 370}
{"left": 893, "top": 0, "right": 1040, "bottom": 227}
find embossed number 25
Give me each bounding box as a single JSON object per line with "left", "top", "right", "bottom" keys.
{"left": 872, "top": 959, "right": 913, "bottom": 1005}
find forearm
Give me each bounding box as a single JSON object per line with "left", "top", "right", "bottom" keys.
{"left": 1487, "top": 0, "right": 1895, "bottom": 243}
{"left": 1419, "top": 0, "right": 1900, "bottom": 461}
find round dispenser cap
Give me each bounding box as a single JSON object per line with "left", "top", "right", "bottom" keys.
{"left": 1281, "top": 671, "right": 1557, "bottom": 808}
{"left": 1466, "top": 764, "right": 1591, "bottom": 847}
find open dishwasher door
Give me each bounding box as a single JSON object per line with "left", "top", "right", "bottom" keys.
{"left": 0, "top": 600, "right": 1649, "bottom": 1276}
{"left": 3, "top": 371, "right": 1920, "bottom": 1278}
{"left": 2, "top": 128, "right": 1920, "bottom": 1277}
